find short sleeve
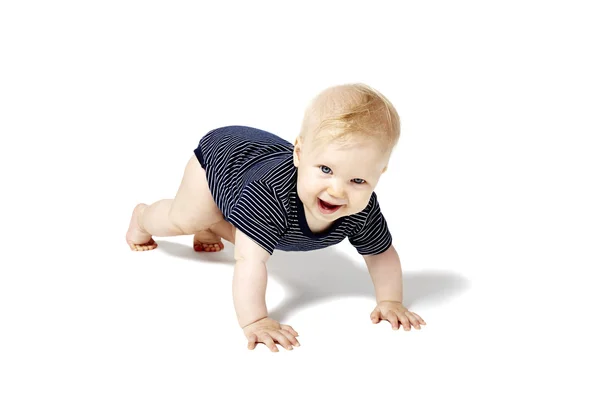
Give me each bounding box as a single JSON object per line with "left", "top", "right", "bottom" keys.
{"left": 348, "top": 192, "right": 393, "bottom": 255}
{"left": 226, "top": 181, "right": 288, "bottom": 255}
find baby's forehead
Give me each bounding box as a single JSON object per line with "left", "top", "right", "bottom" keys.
{"left": 313, "top": 137, "right": 388, "bottom": 156}
{"left": 309, "top": 139, "right": 390, "bottom": 172}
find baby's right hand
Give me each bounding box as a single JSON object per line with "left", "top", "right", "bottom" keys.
{"left": 242, "top": 317, "right": 301, "bottom": 352}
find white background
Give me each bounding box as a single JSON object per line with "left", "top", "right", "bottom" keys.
{"left": 1, "top": 1, "right": 599, "bottom": 399}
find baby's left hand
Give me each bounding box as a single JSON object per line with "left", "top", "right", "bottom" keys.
{"left": 370, "top": 301, "right": 426, "bottom": 331}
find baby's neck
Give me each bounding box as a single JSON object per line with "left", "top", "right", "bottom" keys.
{"left": 303, "top": 204, "right": 335, "bottom": 233}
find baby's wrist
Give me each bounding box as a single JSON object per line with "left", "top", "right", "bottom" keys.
{"left": 240, "top": 315, "right": 268, "bottom": 330}
{"left": 377, "top": 299, "right": 403, "bottom": 304}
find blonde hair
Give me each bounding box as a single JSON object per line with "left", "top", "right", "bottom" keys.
{"left": 299, "top": 83, "right": 400, "bottom": 153}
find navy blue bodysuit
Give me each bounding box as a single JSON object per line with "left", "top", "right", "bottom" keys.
{"left": 194, "top": 125, "right": 392, "bottom": 256}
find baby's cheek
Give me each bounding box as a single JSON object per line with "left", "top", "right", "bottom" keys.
{"left": 356, "top": 197, "right": 371, "bottom": 211}
{"left": 297, "top": 180, "right": 312, "bottom": 201}
{"left": 299, "top": 177, "right": 315, "bottom": 193}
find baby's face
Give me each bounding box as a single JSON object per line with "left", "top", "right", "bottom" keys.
{"left": 294, "top": 136, "right": 390, "bottom": 227}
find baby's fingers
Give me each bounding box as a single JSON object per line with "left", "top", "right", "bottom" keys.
{"left": 247, "top": 333, "right": 258, "bottom": 350}
{"left": 271, "top": 331, "right": 294, "bottom": 350}
{"left": 258, "top": 333, "right": 279, "bottom": 352}
{"left": 398, "top": 313, "right": 411, "bottom": 331}
{"left": 280, "top": 329, "right": 301, "bottom": 347}
{"left": 280, "top": 324, "right": 299, "bottom": 337}
{"left": 412, "top": 312, "right": 426, "bottom": 325}
{"left": 407, "top": 313, "right": 421, "bottom": 329}
{"left": 370, "top": 309, "right": 382, "bottom": 323}
{"left": 385, "top": 310, "right": 400, "bottom": 330}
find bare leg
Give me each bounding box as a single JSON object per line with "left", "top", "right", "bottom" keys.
{"left": 126, "top": 203, "right": 158, "bottom": 251}
{"left": 193, "top": 230, "right": 224, "bottom": 252}
{"left": 126, "top": 155, "right": 224, "bottom": 251}
{"left": 210, "top": 219, "right": 236, "bottom": 245}
{"left": 126, "top": 200, "right": 184, "bottom": 251}
{"left": 192, "top": 220, "right": 236, "bottom": 252}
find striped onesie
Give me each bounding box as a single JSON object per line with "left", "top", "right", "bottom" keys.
{"left": 193, "top": 125, "right": 392, "bottom": 256}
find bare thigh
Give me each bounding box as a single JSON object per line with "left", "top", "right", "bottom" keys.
{"left": 169, "top": 155, "right": 224, "bottom": 233}
{"left": 210, "top": 219, "right": 237, "bottom": 244}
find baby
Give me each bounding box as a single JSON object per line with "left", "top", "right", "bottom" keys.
{"left": 126, "top": 83, "right": 426, "bottom": 352}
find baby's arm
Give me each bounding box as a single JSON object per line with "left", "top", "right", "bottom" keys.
{"left": 363, "top": 244, "right": 426, "bottom": 330}
{"left": 232, "top": 228, "right": 270, "bottom": 327}
{"left": 232, "top": 229, "right": 300, "bottom": 351}
{"left": 363, "top": 244, "right": 404, "bottom": 304}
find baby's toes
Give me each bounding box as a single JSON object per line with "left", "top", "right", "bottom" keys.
{"left": 194, "top": 242, "right": 224, "bottom": 252}
{"left": 142, "top": 240, "right": 157, "bottom": 251}
{"left": 206, "top": 243, "right": 223, "bottom": 252}
{"left": 130, "top": 239, "right": 157, "bottom": 251}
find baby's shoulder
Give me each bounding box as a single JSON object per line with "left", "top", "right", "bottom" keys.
{"left": 211, "top": 125, "right": 289, "bottom": 144}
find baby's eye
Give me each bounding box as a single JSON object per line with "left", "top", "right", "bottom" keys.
{"left": 320, "top": 165, "right": 332, "bottom": 174}
{"left": 352, "top": 178, "right": 366, "bottom": 184}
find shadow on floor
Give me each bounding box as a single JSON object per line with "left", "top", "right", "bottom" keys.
{"left": 154, "top": 239, "right": 470, "bottom": 321}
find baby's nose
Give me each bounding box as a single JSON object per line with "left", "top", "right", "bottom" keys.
{"left": 327, "top": 184, "right": 345, "bottom": 199}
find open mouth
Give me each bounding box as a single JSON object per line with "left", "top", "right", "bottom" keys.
{"left": 318, "top": 199, "right": 343, "bottom": 214}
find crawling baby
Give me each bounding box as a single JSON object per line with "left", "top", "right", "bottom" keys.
{"left": 126, "top": 83, "right": 425, "bottom": 352}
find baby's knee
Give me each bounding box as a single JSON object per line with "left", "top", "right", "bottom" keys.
{"left": 168, "top": 208, "right": 206, "bottom": 234}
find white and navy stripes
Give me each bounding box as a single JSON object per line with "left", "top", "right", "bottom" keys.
{"left": 194, "top": 125, "right": 392, "bottom": 256}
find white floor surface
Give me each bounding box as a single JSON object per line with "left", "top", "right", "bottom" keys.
{"left": 1, "top": 1, "right": 599, "bottom": 399}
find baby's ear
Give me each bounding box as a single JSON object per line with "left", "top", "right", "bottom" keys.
{"left": 293, "top": 137, "right": 302, "bottom": 167}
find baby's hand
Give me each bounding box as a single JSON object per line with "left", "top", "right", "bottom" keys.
{"left": 370, "top": 301, "right": 426, "bottom": 331}
{"left": 242, "top": 317, "right": 301, "bottom": 352}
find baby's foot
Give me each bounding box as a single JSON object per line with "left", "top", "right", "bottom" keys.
{"left": 193, "top": 230, "right": 225, "bottom": 252}
{"left": 126, "top": 203, "right": 157, "bottom": 251}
